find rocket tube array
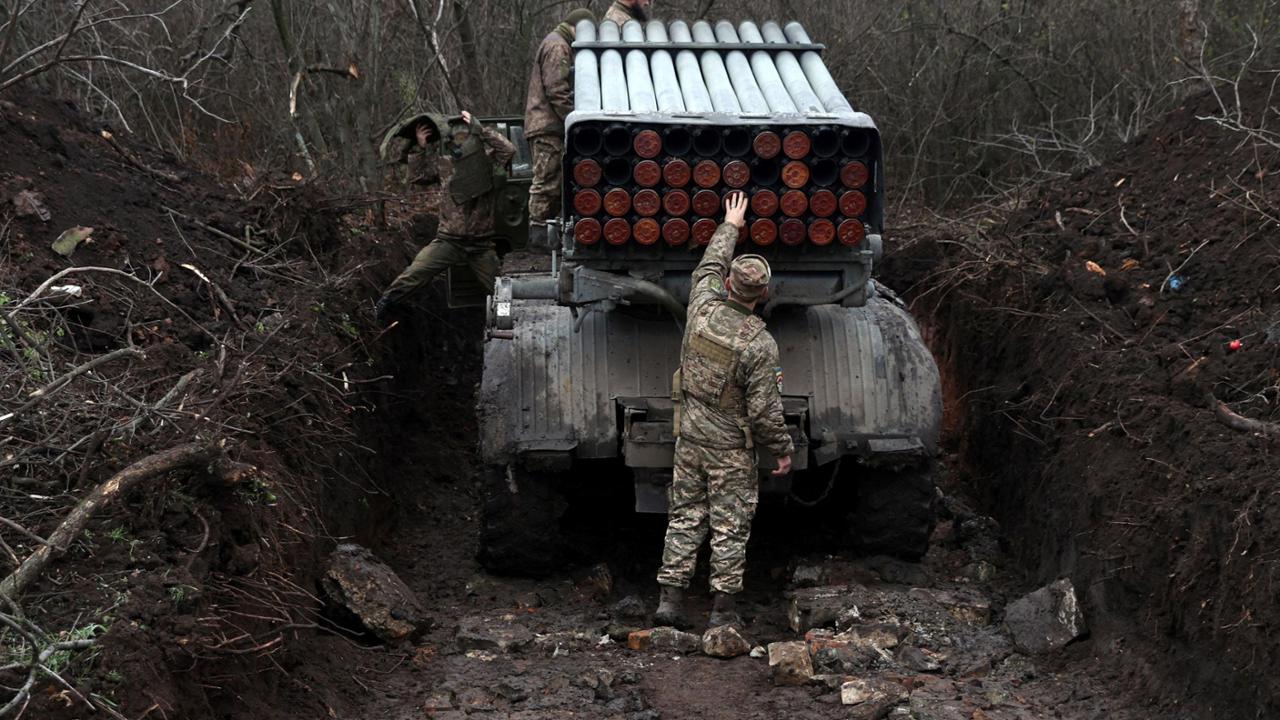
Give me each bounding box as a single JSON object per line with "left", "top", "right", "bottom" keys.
{"left": 567, "top": 20, "right": 872, "bottom": 248}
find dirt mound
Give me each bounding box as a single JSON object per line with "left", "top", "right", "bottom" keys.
{"left": 0, "top": 92, "right": 425, "bottom": 718}
{"left": 893, "top": 76, "right": 1280, "bottom": 716}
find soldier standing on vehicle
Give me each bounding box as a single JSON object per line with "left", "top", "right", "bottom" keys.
{"left": 524, "top": 8, "right": 596, "bottom": 236}
{"left": 605, "top": 0, "right": 652, "bottom": 24}
{"left": 655, "top": 192, "right": 795, "bottom": 630}
{"left": 375, "top": 111, "right": 516, "bottom": 321}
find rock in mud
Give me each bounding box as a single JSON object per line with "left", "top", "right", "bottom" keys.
{"left": 864, "top": 555, "right": 933, "bottom": 586}
{"left": 908, "top": 587, "right": 992, "bottom": 625}
{"left": 806, "top": 626, "right": 902, "bottom": 674}
{"left": 841, "top": 678, "right": 909, "bottom": 719}
{"left": 456, "top": 615, "right": 534, "bottom": 653}
{"left": 611, "top": 594, "right": 648, "bottom": 619}
{"left": 767, "top": 641, "right": 814, "bottom": 686}
{"left": 1004, "top": 578, "right": 1087, "bottom": 653}
{"left": 787, "top": 584, "right": 864, "bottom": 632}
{"left": 627, "top": 627, "right": 701, "bottom": 654}
{"left": 898, "top": 645, "right": 943, "bottom": 672}
{"left": 322, "top": 543, "right": 426, "bottom": 642}
{"left": 701, "top": 625, "right": 750, "bottom": 658}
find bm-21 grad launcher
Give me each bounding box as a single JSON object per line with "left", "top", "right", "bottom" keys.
{"left": 478, "top": 18, "right": 942, "bottom": 575}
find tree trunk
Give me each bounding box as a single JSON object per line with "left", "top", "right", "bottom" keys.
{"left": 452, "top": 0, "right": 481, "bottom": 110}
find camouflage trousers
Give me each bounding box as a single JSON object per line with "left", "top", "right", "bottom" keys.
{"left": 527, "top": 136, "right": 563, "bottom": 222}
{"left": 657, "top": 439, "right": 759, "bottom": 595}
{"left": 383, "top": 236, "right": 498, "bottom": 305}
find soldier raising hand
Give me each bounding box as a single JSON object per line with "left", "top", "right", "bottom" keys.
{"left": 654, "top": 191, "right": 795, "bottom": 630}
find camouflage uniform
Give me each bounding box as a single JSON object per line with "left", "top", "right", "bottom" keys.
{"left": 524, "top": 25, "right": 575, "bottom": 222}
{"left": 605, "top": 1, "right": 641, "bottom": 26}
{"left": 656, "top": 222, "right": 795, "bottom": 595}
{"left": 383, "top": 118, "right": 516, "bottom": 304}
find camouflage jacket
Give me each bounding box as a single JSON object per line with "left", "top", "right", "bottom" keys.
{"left": 408, "top": 122, "right": 515, "bottom": 241}
{"left": 524, "top": 29, "right": 574, "bottom": 141}
{"left": 605, "top": 1, "right": 638, "bottom": 25}
{"left": 676, "top": 222, "right": 795, "bottom": 458}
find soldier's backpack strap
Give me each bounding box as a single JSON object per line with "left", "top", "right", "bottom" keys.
{"left": 670, "top": 368, "right": 683, "bottom": 440}
{"left": 717, "top": 315, "right": 767, "bottom": 411}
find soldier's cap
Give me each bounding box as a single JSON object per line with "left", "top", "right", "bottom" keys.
{"left": 729, "top": 254, "right": 772, "bottom": 300}
{"left": 565, "top": 8, "right": 595, "bottom": 26}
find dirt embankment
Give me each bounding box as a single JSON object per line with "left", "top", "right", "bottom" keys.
{"left": 0, "top": 92, "right": 430, "bottom": 719}
{"left": 889, "top": 78, "right": 1279, "bottom": 716}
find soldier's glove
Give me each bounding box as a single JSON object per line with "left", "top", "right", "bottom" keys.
{"left": 374, "top": 295, "right": 393, "bottom": 323}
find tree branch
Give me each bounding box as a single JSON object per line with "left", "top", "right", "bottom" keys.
{"left": 0, "top": 441, "right": 224, "bottom": 597}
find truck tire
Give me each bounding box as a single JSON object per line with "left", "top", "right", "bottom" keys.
{"left": 477, "top": 464, "right": 566, "bottom": 576}
{"left": 850, "top": 463, "right": 937, "bottom": 560}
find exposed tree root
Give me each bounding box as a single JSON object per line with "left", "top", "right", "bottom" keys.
{"left": 0, "top": 441, "right": 248, "bottom": 597}
{"left": 1208, "top": 392, "right": 1280, "bottom": 442}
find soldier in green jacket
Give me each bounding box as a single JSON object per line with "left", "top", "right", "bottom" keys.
{"left": 376, "top": 111, "right": 516, "bottom": 321}
{"left": 655, "top": 192, "right": 795, "bottom": 629}
{"left": 524, "top": 8, "right": 595, "bottom": 228}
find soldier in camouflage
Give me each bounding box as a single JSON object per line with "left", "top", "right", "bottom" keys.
{"left": 655, "top": 192, "right": 795, "bottom": 629}
{"left": 375, "top": 111, "right": 515, "bottom": 321}
{"left": 524, "top": 8, "right": 595, "bottom": 232}
{"left": 605, "top": 0, "right": 652, "bottom": 25}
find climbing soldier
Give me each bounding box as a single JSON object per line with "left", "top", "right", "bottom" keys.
{"left": 655, "top": 191, "right": 795, "bottom": 630}
{"left": 375, "top": 111, "right": 515, "bottom": 321}
{"left": 524, "top": 7, "right": 596, "bottom": 241}
{"left": 605, "top": 0, "right": 653, "bottom": 25}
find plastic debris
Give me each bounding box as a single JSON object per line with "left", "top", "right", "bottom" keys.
{"left": 1228, "top": 339, "right": 1243, "bottom": 352}
{"left": 1084, "top": 260, "right": 1106, "bottom": 276}
{"left": 1167, "top": 274, "right": 1186, "bottom": 291}
{"left": 52, "top": 226, "right": 94, "bottom": 257}
{"left": 49, "top": 285, "right": 83, "bottom": 298}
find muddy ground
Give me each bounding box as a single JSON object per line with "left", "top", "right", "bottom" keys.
{"left": 319, "top": 314, "right": 1166, "bottom": 720}
{"left": 3, "top": 77, "right": 1276, "bottom": 719}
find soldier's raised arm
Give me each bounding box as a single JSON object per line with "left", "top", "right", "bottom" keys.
{"left": 408, "top": 120, "right": 441, "bottom": 186}
{"left": 464, "top": 110, "right": 516, "bottom": 166}
{"left": 688, "top": 192, "right": 747, "bottom": 314}
{"left": 742, "top": 338, "right": 795, "bottom": 462}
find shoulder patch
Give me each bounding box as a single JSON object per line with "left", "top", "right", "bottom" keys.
{"left": 774, "top": 366, "right": 784, "bottom": 394}
{"left": 709, "top": 276, "right": 725, "bottom": 295}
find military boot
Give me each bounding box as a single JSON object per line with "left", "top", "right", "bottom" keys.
{"left": 708, "top": 591, "right": 742, "bottom": 629}
{"left": 653, "top": 586, "right": 687, "bottom": 629}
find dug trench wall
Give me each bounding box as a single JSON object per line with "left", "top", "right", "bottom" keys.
{"left": 892, "top": 80, "right": 1280, "bottom": 717}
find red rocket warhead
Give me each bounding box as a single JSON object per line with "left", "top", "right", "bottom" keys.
{"left": 604, "top": 218, "right": 631, "bottom": 245}
{"left": 575, "top": 218, "right": 602, "bottom": 245}
{"left": 663, "top": 218, "right": 690, "bottom": 246}
{"left": 573, "top": 189, "right": 602, "bottom": 216}
{"left": 634, "top": 218, "right": 661, "bottom": 246}
{"left": 750, "top": 219, "right": 777, "bottom": 246}
{"left": 573, "top": 159, "right": 602, "bottom": 187}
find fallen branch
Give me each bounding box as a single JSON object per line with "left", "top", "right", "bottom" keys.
{"left": 0, "top": 347, "right": 144, "bottom": 430}
{"left": 180, "top": 263, "right": 243, "bottom": 328}
{"left": 1208, "top": 393, "right": 1280, "bottom": 442}
{"left": 162, "top": 205, "right": 265, "bottom": 256}
{"left": 99, "top": 129, "right": 181, "bottom": 183}
{"left": 0, "top": 441, "right": 223, "bottom": 597}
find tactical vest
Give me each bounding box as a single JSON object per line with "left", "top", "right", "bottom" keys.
{"left": 681, "top": 302, "right": 766, "bottom": 416}
{"left": 448, "top": 136, "right": 496, "bottom": 206}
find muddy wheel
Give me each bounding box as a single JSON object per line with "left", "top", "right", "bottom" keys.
{"left": 849, "top": 462, "right": 937, "bottom": 560}
{"left": 477, "top": 465, "right": 566, "bottom": 576}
